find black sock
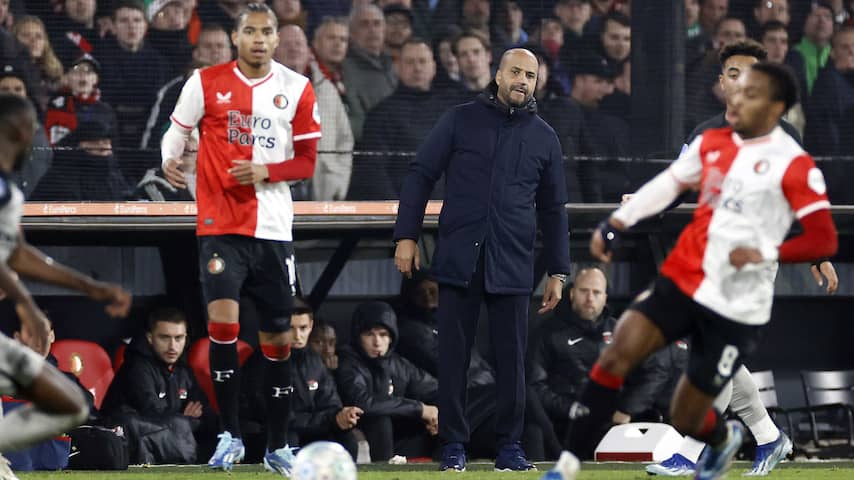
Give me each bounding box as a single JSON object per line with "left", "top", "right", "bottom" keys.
{"left": 210, "top": 341, "right": 241, "bottom": 437}
{"left": 694, "top": 409, "right": 728, "bottom": 448}
{"left": 565, "top": 380, "right": 620, "bottom": 459}
{"left": 264, "top": 357, "right": 292, "bottom": 451}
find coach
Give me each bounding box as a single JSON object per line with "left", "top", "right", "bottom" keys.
{"left": 393, "top": 48, "right": 571, "bottom": 472}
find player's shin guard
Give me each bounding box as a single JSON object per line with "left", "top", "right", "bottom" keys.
{"left": 565, "top": 363, "right": 624, "bottom": 459}
{"left": 209, "top": 322, "right": 241, "bottom": 437}
{"left": 694, "top": 409, "right": 727, "bottom": 448}
{"left": 0, "top": 404, "right": 88, "bottom": 452}
{"left": 261, "top": 343, "right": 292, "bottom": 451}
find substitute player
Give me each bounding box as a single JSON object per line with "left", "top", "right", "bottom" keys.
{"left": 160, "top": 3, "right": 320, "bottom": 476}
{"left": 0, "top": 93, "right": 131, "bottom": 480}
{"left": 572, "top": 63, "right": 837, "bottom": 480}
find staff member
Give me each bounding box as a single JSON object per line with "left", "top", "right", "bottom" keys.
{"left": 393, "top": 48, "right": 571, "bottom": 472}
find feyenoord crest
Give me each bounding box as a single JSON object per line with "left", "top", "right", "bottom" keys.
{"left": 273, "top": 94, "right": 289, "bottom": 109}
{"left": 207, "top": 254, "right": 225, "bottom": 275}
{"left": 602, "top": 331, "right": 613, "bottom": 345}
{"left": 753, "top": 159, "right": 770, "bottom": 174}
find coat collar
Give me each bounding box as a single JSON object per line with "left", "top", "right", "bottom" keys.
{"left": 476, "top": 80, "right": 538, "bottom": 116}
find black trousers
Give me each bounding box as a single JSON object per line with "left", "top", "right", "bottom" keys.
{"left": 437, "top": 259, "right": 529, "bottom": 448}
{"left": 287, "top": 428, "right": 359, "bottom": 461}
{"left": 358, "top": 416, "right": 437, "bottom": 462}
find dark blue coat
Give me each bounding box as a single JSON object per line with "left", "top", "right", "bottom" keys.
{"left": 393, "top": 84, "right": 571, "bottom": 294}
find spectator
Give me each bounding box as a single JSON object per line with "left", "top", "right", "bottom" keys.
{"left": 761, "top": 20, "right": 789, "bottom": 63}
{"left": 45, "top": 53, "right": 116, "bottom": 149}
{"left": 101, "top": 308, "right": 213, "bottom": 465}
{"left": 501, "top": 1, "right": 528, "bottom": 48}
{"left": 271, "top": 0, "right": 307, "bottom": 30}
{"left": 146, "top": 0, "right": 193, "bottom": 78}
{"left": 459, "top": 0, "right": 508, "bottom": 59}
{"left": 140, "top": 24, "right": 234, "bottom": 152}
{"left": 96, "top": 0, "right": 168, "bottom": 152}
{"left": 805, "top": 25, "right": 854, "bottom": 156}
{"left": 555, "top": 0, "right": 592, "bottom": 39}
{"left": 0, "top": 64, "right": 52, "bottom": 198}
{"left": 44, "top": 0, "right": 100, "bottom": 67}
{"left": 286, "top": 299, "right": 361, "bottom": 460}
{"left": 600, "top": 58, "right": 630, "bottom": 121}
{"left": 591, "top": 0, "right": 616, "bottom": 16}
{"left": 336, "top": 301, "right": 439, "bottom": 462}
{"left": 713, "top": 16, "right": 747, "bottom": 49}
{"left": 193, "top": 23, "right": 233, "bottom": 66}
{"left": 431, "top": 25, "right": 461, "bottom": 91}
{"left": 395, "top": 271, "right": 498, "bottom": 458}
{"left": 354, "top": 38, "right": 449, "bottom": 199}
{"left": 599, "top": 11, "right": 631, "bottom": 67}
{"left": 686, "top": 0, "right": 701, "bottom": 39}
{"left": 527, "top": 267, "right": 685, "bottom": 457}
{"left": 384, "top": 5, "right": 414, "bottom": 65}
{"left": 309, "top": 16, "right": 354, "bottom": 201}
{"left": 699, "top": 0, "right": 728, "bottom": 37}
{"left": 342, "top": 4, "right": 397, "bottom": 141}
{"left": 31, "top": 118, "right": 130, "bottom": 201}
{"left": 12, "top": 16, "right": 64, "bottom": 102}
{"left": 451, "top": 29, "right": 491, "bottom": 96}
{"left": 309, "top": 322, "right": 339, "bottom": 371}
{"left": 407, "top": 0, "right": 460, "bottom": 42}
{"left": 790, "top": 0, "right": 834, "bottom": 96}
{"left": 749, "top": 0, "right": 789, "bottom": 39}
{"left": 4, "top": 318, "right": 96, "bottom": 472}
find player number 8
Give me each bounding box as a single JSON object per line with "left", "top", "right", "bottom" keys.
{"left": 716, "top": 345, "right": 739, "bottom": 377}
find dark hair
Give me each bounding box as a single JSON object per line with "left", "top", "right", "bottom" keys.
{"left": 714, "top": 16, "right": 746, "bottom": 36}
{"left": 200, "top": 23, "right": 229, "bottom": 37}
{"left": 602, "top": 11, "right": 630, "bottom": 30}
{"left": 810, "top": 0, "right": 834, "bottom": 16}
{"left": 759, "top": 20, "right": 788, "bottom": 40}
{"left": 292, "top": 296, "right": 314, "bottom": 319}
{"left": 147, "top": 307, "right": 187, "bottom": 332}
{"left": 235, "top": 2, "right": 278, "bottom": 32}
{"left": 112, "top": 0, "right": 145, "bottom": 19}
{"left": 400, "top": 37, "right": 433, "bottom": 55}
{"left": 719, "top": 39, "right": 767, "bottom": 67}
{"left": 751, "top": 61, "right": 799, "bottom": 110}
{"left": 571, "top": 264, "right": 609, "bottom": 291}
{"left": 451, "top": 29, "right": 491, "bottom": 56}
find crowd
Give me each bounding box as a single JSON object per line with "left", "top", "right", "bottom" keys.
{"left": 0, "top": 0, "right": 851, "bottom": 203}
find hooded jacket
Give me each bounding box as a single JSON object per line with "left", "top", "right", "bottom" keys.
{"left": 289, "top": 345, "right": 345, "bottom": 437}
{"left": 394, "top": 83, "right": 570, "bottom": 293}
{"left": 336, "top": 301, "right": 438, "bottom": 419}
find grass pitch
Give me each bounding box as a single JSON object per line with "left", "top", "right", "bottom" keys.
{"left": 13, "top": 461, "right": 854, "bottom": 480}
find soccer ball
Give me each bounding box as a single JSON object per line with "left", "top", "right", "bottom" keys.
{"left": 292, "top": 441, "right": 358, "bottom": 480}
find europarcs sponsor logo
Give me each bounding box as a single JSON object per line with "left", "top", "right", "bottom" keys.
{"left": 227, "top": 110, "right": 277, "bottom": 148}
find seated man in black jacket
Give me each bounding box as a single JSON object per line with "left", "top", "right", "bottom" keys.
{"left": 287, "top": 299, "right": 361, "bottom": 460}
{"left": 336, "top": 301, "right": 439, "bottom": 462}
{"left": 527, "top": 266, "right": 684, "bottom": 458}
{"left": 101, "top": 307, "right": 215, "bottom": 465}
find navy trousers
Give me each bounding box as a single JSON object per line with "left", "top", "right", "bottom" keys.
{"left": 437, "top": 257, "right": 529, "bottom": 448}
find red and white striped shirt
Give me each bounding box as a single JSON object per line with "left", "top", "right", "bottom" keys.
{"left": 169, "top": 60, "right": 321, "bottom": 241}
{"left": 660, "top": 126, "right": 830, "bottom": 325}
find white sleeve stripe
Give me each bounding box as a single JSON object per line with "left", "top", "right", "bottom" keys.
{"left": 293, "top": 132, "right": 322, "bottom": 141}
{"left": 170, "top": 115, "right": 193, "bottom": 130}
{"left": 796, "top": 200, "right": 831, "bottom": 219}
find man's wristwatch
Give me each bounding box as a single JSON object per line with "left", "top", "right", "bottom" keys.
{"left": 550, "top": 273, "right": 568, "bottom": 284}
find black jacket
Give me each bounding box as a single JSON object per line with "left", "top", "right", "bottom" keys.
{"left": 336, "top": 301, "right": 438, "bottom": 419}
{"left": 290, "top": 346, "right": 345, "bottom": 437}
{"left": 101, "top": 336, "right": 208, "bottom": 421}
{"left": 394, "top": 83, "right": 571, "bottom": 293}
{"left": 527, "top": 296, "right": 676, "bottom": 420}
{"left": 352, "top": 85, "right": 453, "bottom": 200}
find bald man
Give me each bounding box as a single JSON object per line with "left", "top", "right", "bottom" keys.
{"left": 394, "top": 48, "right": 571, "bottom": 472}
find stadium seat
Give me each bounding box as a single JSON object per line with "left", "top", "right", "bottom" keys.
{"left": 50, "top": 339, "right": 115, "bottom": 410}
{"left": 788, "top": 370, "right": 854, "bottom": 455}
{"left": 112, "top": 343, "right": 127, "bottom": 372}
{"left": 187, "top": 338, "right": 254, "bottom": 413}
